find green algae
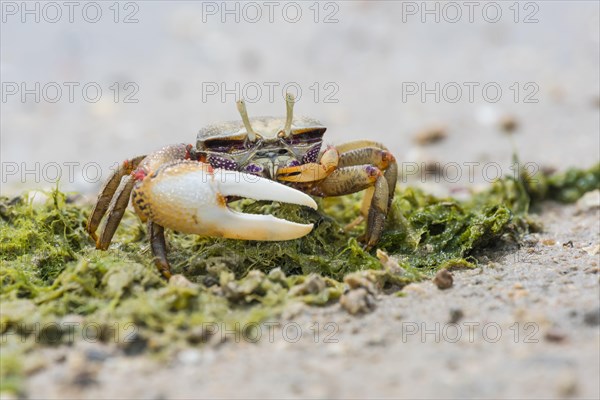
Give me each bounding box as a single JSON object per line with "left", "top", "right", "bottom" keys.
{"left": 539, "top": 164, "right": 599, "bottom": 203}
{"left": 1, "top": 163, "right": 599, "bottom": 393}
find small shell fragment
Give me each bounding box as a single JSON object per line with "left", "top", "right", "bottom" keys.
{"left": 433, "top": 269, "right": 453, "bottom": 290}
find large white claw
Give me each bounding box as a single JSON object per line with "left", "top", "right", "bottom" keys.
{"left": 212, "top": 169, "right": 317, "bottom": 211}
{"left": 135, "top": 161, "right": 316, "bottom": 241}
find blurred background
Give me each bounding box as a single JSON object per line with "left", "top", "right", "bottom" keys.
{"left": 1, "top": 0, "right": 599, "bottom": 195}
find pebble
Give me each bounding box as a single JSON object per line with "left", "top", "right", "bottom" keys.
{"left": 178, "top": 349, "right": 202, "bottom": 365}
{"left": 583, "top": 308, "right": 600, "bottom": 326}
{"left": 576, "top": 189, "right": 600, "bottom": 213}
{"left": 499, "top": 115, "right": 518, "bottom": 133}
{"left": 122, "top": 333, "right": 148, "bottom": 356}
{"left": 522, "top": 234, "right": 539, "bottom": 247}
{"left": 584, "top": 266, "right": 599, "bottom": 274}
{"left": 376, "top": 249, "right": 406, "bottom": 276}
{"left": 413, "top": 125, "right": 447, "bottom": 145}
{"left": 268, "top": 267, "right": 287, "bottom": 282}
{"left": 85, "top": 348, "right": 110, "bottom": 362}
{"left": 340, "top": 288, "right": 376, "bottom": 315}
{"left": 67, "top": 352, "right": 99, "bottom": 387}
{"left": 433, "top": 269, "right": 453, "bottom": 290}
{"left": 289, "top": 274, "right": 326, "bottom": 296}
{"left": 365, "top": 334, "right": 387, "bottom": 347}
{"left": 544, "top": 327, "right": 568, "bottom": 343}
{"left": 402, "top": 283, "right": 426, "bottom": 295}
{"left": 582, "top": 244, "right": 599, "bottom": 256}
{"left": 343, "top": 273, "right": 377, "bottom": 295}
{"left": 448, "top": 308, "right": 464, "bottom": 324}
{"left": 281, "top": 302, "right": 305, "bottom": 320}
{"left": 168, "top": 274, "right": 197, "bottom": 289}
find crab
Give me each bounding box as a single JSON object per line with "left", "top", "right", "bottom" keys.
{"left": 86, "top": 94, "right": 398, "bottom": 279}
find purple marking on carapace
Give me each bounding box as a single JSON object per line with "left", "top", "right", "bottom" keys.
{"left": 208, "top": 155, "right": 238, "bottom": 171}
{"left": 245, "top": 164, "right": 263, "bottom": 174}
{"left": 303, "top": 145, "right": 320, "bottom": 164}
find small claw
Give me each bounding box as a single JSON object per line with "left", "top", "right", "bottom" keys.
{"left": 277, "top": 163, "right": 331, "bottom": 182}
{"left": 277, "top": 146, "right": 339, "bottom": 182}
{"left": 134, "top": 161, "right": 316, "bottom": 241}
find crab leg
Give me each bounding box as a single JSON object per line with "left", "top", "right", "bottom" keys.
{"left": 86, "top": 155, "right": 145, "bottom": 244}
{"left": 96, "top": 176, "right": 136, "bottom": 250}
{"left": 308, "top": 165, "right": 380, "bottom": 196}
{"left": 148, "top": 221, "right": 171, "bottom": 279}
{"left": 133, "top": 161, "right": 317, "bottom": 241}
{"left": 313, "top": 165, "right": 390, "bottom": 249}
{"left": 316, "top": 141, "right": 398, "bottom": 250}
{"left": 89, "top": 145, "right": 190, "bottom": 250}
{"left": 364, "top": 176, "right": 390, "bottom": 248}
{"left": 334, "top": 140, "right": 390, "bottom": 153}
{"left": 338, "top": 147, "right": 391, "bottom": 169}
{"left": 337, "top": 145, "right": 398, "bottom": 203}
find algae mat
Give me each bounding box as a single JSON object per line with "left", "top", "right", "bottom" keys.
{"left": 1, "top": 164, "right": 598, "bottom": 393}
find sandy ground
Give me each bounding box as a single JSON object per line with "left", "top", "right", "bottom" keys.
{"left": 1, "top": 1, "right": 599, "bottom": 399}
{"left": 17, "top": 200, "right": 600, "bottom": 399}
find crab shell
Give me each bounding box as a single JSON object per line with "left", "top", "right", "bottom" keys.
{"left": 197, "top": 116, "right": 325, "bottom": 142}
{"left": 195, "top": 116, "right": 327, "bottom": 180}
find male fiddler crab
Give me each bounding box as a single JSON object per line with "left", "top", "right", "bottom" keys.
{"left": 87, "top": 94, "right": 398, "bottom": 279}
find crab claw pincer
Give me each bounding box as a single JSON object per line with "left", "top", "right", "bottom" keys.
{"left": 133, "top": 161, "right": 317, "bottom": 241}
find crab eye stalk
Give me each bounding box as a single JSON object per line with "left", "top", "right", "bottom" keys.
{"left": 236, "top": 99, "right": 257, "bottom": 142}
{"left": 284, "top": 92, "right": 295, "bottom": 137}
